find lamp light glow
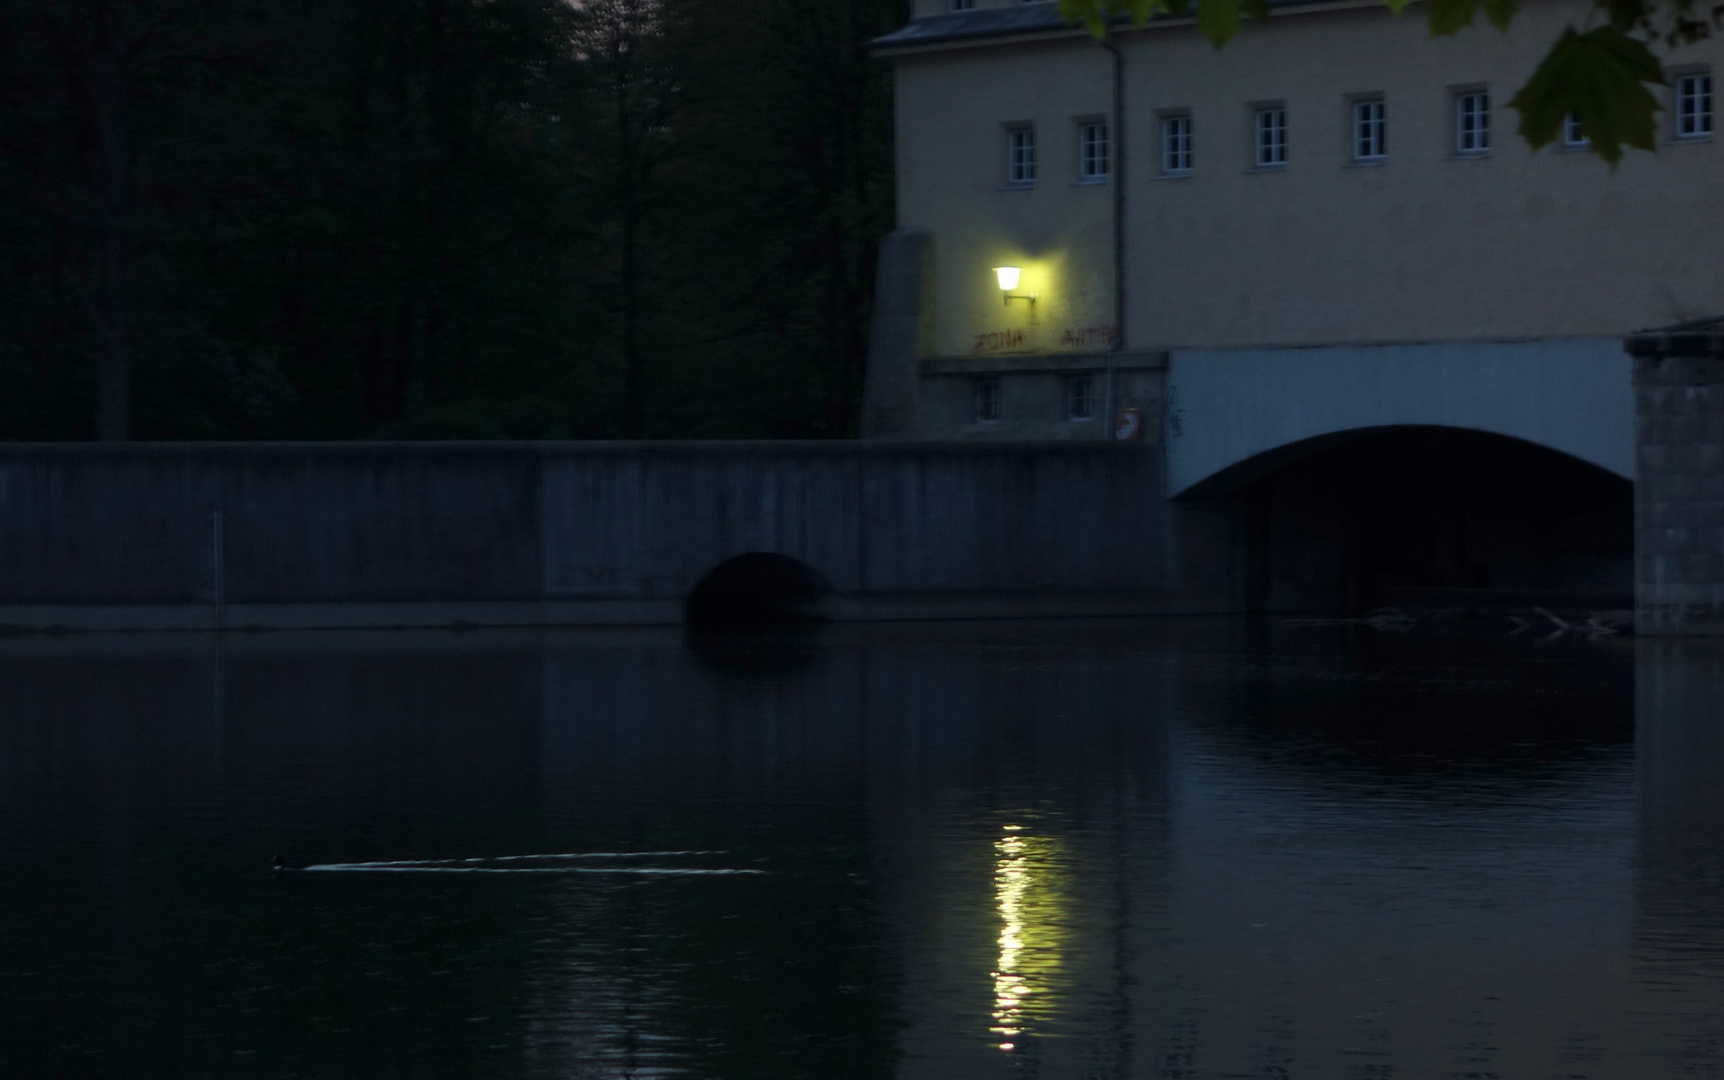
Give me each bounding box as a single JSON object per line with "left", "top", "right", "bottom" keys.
{"left": 993, "top": 266, "right": 1022, "bottom": 292}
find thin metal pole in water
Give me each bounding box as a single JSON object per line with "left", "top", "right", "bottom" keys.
{"left": 212, "top": 509, "right": 224, "bottom": 631}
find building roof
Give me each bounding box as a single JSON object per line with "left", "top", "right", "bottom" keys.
{"left": 870, "top": 6, "right": 1074, "bottom": 51}
{"left": 1624, "top": 316, "right": 1724, "bottom": 360}
{"left": 868, "top": 0, "right": 1333, "bottom": 53}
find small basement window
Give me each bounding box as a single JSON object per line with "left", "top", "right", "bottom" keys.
{"left": 1066, "top": 375, "right": 1093, "bottom": 420}
{"left": 975, "top": 377, "right": 1001, "bottom": 423}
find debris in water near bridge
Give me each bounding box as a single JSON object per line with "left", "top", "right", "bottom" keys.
{"left": 1279, "top": 607, "right": 1414, "bottom": 630}
{"left": 1282, "top": 605, "right": 1633, "bottom": 638}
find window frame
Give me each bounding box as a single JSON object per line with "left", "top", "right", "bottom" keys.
{"left": 1078, "top": 120, "right": 1110, "bottom": 183}
{"left": 1350, "top": 97, "right": 1386, "bottom": 164}
{"left": 1453, "top": 89, "right": 1491, "bottom": 156}
{"left": 1005, "top": 125, "right": 1037, "bottom": 186}
{"left": 1159, "top": 112, "right": 1193, "bottom": 176}
{"left": 1066, "top": 375, "right": 1094, "bottom": 421}
{"left": 1674, "top": 70, "right": 1714, "bottom": 141}
{"left": 974, "top": 378, "right": 1001, "bottom": 424}
{"left": 1253, "top": 104, "right": 1288, "bottom": 169}
{"left": 1561, "top": 110, "right": 1590, "bottom": 149}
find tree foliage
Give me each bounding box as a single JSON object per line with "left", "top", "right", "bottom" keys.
{"left": 0, "top": 0, "right": 902, "bottom": 440}
{"left": 1057, "top": 0, "right": 1721, "bottom": 164}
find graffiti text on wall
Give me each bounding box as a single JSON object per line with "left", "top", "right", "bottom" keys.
{"left": 973, "top": 328, "right": 1027, "bottom": 355}
{"left": 1059, "top": 326, "right": 1115, "bottom": 350}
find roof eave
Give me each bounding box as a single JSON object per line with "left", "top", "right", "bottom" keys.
{"left": 869, "top": 0, "right": 1405, "bottom": 59}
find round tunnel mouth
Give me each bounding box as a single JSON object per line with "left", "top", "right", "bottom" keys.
{"left": 684, "top": 553, "right": 834, "bottom": 628}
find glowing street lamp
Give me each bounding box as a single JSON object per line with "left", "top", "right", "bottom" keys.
{"left": 993, "top": 266, "right": 1035, "bottom": 307}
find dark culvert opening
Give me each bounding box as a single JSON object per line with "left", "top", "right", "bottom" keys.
{"left": 1217, "top": 427, "right": 1632, "bottom": 615}
{"left": 684, "top": 553, "right": 834, "bottom": 627}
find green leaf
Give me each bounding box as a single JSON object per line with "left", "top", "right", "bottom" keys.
{"left": 1426, "top": 0, "right": 1480, "bottom": 35}
{"left": 1059, "top": 0, "right": 1178, "bottom": 37}
{"left": 1058, "top": 0, "right": 1111, "bottom": 36}
{"left": 1194, "top": 0, "right": 1242, "bottom": 44}
{"left": 1509, "top": 26, "right": 1664, "bottom": 165}
{"left": 1482, "top": 0, "right": 1518, "bottom": 30}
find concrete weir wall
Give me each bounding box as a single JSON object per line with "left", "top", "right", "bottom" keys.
{"left": 0, "top": 442, "right": 1173, "bottom": 630}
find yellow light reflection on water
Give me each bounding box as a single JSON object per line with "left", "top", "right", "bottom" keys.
{"left": 990, "top": 824, "right": 1066, "bottom": 1051}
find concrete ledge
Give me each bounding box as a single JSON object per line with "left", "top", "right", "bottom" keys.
{"left": 0, "top": 600, "right": 685, "bottom": 633}
{"left": 920, "top": 351, "right": 1169, "bottom": 377}
{"left": 827, "top": 589, "right": 1229, "bottom": 621}
{"left": 0, "top": 592, "right": 1234, "bottom": 633}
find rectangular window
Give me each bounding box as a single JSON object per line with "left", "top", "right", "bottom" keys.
{"left": 1254, "top": 107, "right": 1287, "bottom": 168}
{"left": 1066, "top": 376, "right": 1093, "bottom": 421}
{"left": 1353, "top": 99, "right": 1385, "bottom": 161}
{"left": 1079, "top": 122, "right": 1109, "bottom": 181}
{"left": 1161, "top": 114, "right": 1193, "bottom": 174}
{"left": 1677, "top": 72, "right": 1713, "bottom": 139}
{"left": 975, "top": 378, "right": 1000, "bottom": 423}
{"left": 1007, "top": 127, "right": 1037, "bottom": 184}
{"left": 1562, "top": 111, "right": 1589, "bottom": 148}
{"left": 1455, "top": 91, "right": 1490, "bottom": 154}
{"left": 949, "top": 0, "right": 974, "bottom": 8}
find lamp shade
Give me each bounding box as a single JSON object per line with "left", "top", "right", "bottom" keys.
{"left": 993, "top": 266, "right": 1022, "bottom": 292}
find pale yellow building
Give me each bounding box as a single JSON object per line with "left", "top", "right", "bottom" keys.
{"left": 867, "top": 0, "right": 1722, "bottom": 447}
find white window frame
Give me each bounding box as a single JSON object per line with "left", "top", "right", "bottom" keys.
{"left": 1079, "top": 121, "right": 1110, "bottom": 182}
{"left": 1066, "top": 375, "right": 1093, "bottom": 421}
{"left": 1676, "top": 72, "right": 1713, "bottom": 140}
{"left": 1160, "top": 113, "right": 1193, "bottom": 175}
{"left": 1007, "top": 126, "right": 1037, "bottom": 185}
{"left": 1562, "top": 111, "right": 1589, "bottom": 148}
{"left": 1254, "top": 106, "right": 1287, "bottom": 168}
{"left": 975, "top": 378, "right": 1001, "bottom": 424}
{"left": 1454, "top": 90, "right": 1490, "bottom": 155}
{"left": 1352, "top": 98, "right": 1386, "bottom": 162}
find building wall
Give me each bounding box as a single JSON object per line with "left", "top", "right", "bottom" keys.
{"left": 888, "top": 0, "right": 1723, "bottom": 358}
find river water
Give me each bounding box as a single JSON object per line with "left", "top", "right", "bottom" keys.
{"left": 0, "top": 620, "right": 1719, "bottom": 1078}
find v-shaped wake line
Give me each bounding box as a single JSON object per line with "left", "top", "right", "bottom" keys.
{"left": 298, "top": 851, "right": 725, "bottom": 869}
{"left": 300, "top": 864, "right": 765, "bottom": 875}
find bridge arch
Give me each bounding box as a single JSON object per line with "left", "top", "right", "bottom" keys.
{"left": 1175, "top": 424, "right": 1632, "bottom": 614}
{"left": 684, "top": 553, "right": 834, "bottom": 626}
{"left": 1164, "top": 339, "right": 1633, "bottom": 498}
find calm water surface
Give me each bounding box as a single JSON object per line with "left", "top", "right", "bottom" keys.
{"left": 1, "top": 620, "right": 1720, "bottom": 1078}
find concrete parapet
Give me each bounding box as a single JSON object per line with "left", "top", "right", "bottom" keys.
{"left": 0, "top": 440, "right": 1176, "bottom": 630}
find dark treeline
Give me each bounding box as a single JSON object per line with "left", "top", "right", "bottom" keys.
{"left": 0, "top": 0, "right": 902, "bottom": 440}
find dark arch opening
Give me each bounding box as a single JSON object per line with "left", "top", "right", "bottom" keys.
{"left": 684, "top": 553, "right": 834, "bottom": 627}
{"left": 1182, "top": 426, "right": 1632, "bottom": 615}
